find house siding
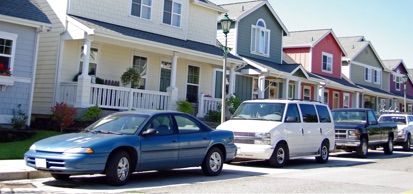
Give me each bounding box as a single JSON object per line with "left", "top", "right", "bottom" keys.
{"left": 187, "top": 4, "right": 219, "bottom": 45}
{"left": 0, "top": 22, "right": 37, "bottom": 123}
{"left": 312, "top": 34, "right": 342, "bottom": 79}
{"left": 353, "top": 46, "right": 382, "bottom": 69}
{"left": 236, "top": 5, "right": 283, "bottom": 63}
{"left": 284, "top": 48, "right": 311, "bottom": 70}
{"left": 382, "top": 71, "right": 390, "bottom": 92}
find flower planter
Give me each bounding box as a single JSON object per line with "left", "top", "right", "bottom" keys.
{"left": 0, "top": 75, "right": 14, "bottom": 91}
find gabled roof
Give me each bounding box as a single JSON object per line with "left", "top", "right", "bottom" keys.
{"left": 194, "top": 0, "right": 226, "bottom": 13}
{"left": 356, "top": 84, "right": 393, "bottom": 98}
{"left": 382, "top": 59, "right": 404, "bottom": 71}
{"left": 313, "top": 73, "right": 361, "bottom": 91}
{"left": 338, "top": 36, "right": 388, "bottom": 72}
{"left": 218, "top": 0, "right": 289, "bottom": 36}
{"left": 69, "top": 15, "right": 241, "bottom": 61}
{"left": 282, "top": 52, "right": 297, "bottom": 64}
{"left": 0, "top": 0, "right": 51, "bottom": 25}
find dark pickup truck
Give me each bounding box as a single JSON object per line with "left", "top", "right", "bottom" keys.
{"left": 331, "top": 108, "right": 397, "bottom": 158}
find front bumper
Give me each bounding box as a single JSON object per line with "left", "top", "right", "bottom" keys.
{"left": 234, "top": 144, "right": 273, "bottom": 160}
{"left": 335, "top": 139, "right": 360, "bottom": 148}
{"left": 24, "top": 150, "right": 108, "bottom": 175}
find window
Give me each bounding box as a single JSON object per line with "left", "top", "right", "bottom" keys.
{"left": 343, "top": 93, "right": 350, "bottom": 108}
{"left": 285, "top": 104, "right": 300, "bottom": 123}
{"left": 79, "top": 47, "right": 98, "bottom": 75}
{"left": 303, "top": 86, "right": 311, "bottom": 100}
{"left": 147, "top": 115, "right": 173, "bottom": 135}
{"left": 367, "top": 110, "right": 377, "bottom": 123}
{"left": 175, "top": 115, "right": 201, "bottom": 134}
{"left": 373, "top": 69, "right": 381, "bottom": 84}
{"left": 364, "top": 67, "right": 371, "bottom": 82}
{"left": 316, "top": 105, "right": 331, "bottom": 123}
{"left": 163, "top": 0, "right": 182, "bottom": 27}
{"left": 299, "top": 104, "right": 318, "bottom": 123}
{"left": 251, "top": 19, "right": 270, "bottom": 56}
{"left": 0, "top": 32, "right": 17, "bottom": 76}
{"left": 395, "top": 75, "right": 401, "bottom": 91}
{"left": 131, "top": 0, "right": 152, "bottom": 20}
{"left": 132, "top": 56, "right": 147, "bottom": 89}
{"left": 322, "top": 52, "right": 333, "bottom": 73}
{"left": 160, "top": 61, "right": 171, "bottom": 92}
{"left": 323, "top": 91, "right": 329, "bottom": 105}
{"left": 288, "top": 84, "right": 295, "bottom": 99}
{"left": 187, "top": 65, "right": 199, "bottom": 103}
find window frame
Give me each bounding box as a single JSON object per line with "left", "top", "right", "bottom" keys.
{"left": 162, "top": 0, "right": 182, "bottom": 28}
{"left": 373, "top": 69, "right": 381, "bottom": 84}
{"left": 79, "top": 46, "right": 99, "bottom": 76}
{"left": 0, "top": 31, "right": 18, "bottom": 76}
{"left": 250, "top": 19, "right": 270, "bottom": 57}
{"left": 303, "top": 86, "right": 311, "bottom": 100}
{"left": 186, "top": 64, "right": 200, "bottom": 103}
{"left": 288, "top": 83, "right": 295, "bottom": 99}
{"left": 132, "top": 54, "right": 149, "bottom": 89}
{"left": 323, "top": 90, "right": 329, "bottom": 105}
{"left": 364, "top": 67, "right": 372, "bottom": 82}
{"left": 130, "top": 0, "right": 153, "bottom": 20}
{"left": 343, "top": 92, "right": 350, "bottom": 108}
{"left": 321, "top": 52, "right": 333, "bottom": 73}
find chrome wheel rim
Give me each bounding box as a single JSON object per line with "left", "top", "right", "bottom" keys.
{"left": 362, "top": 141, "right": 368, "bottom": 155}
{"left": 389, "top": 139, "right": 393, "bottom": 152}
{"left": 209, "top": 152, "right": 222, "bottom": 172}
{"left": 321, "top": 146, "right": 328, "bottom": 160}
{"left": 117, "top": 157, "right": 129, "bottom": 181}
{"left": 277, "top": 148, "right": 285, "bottom": 164}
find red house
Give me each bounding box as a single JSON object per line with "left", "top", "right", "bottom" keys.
{"left": 283, "top": 29, "right": 362, "bottom": 109}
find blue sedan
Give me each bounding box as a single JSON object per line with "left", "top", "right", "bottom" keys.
{"left": 24, "top": 110, "right": 237, "bottom": 186}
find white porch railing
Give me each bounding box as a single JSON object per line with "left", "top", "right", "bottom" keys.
{"left": 59, "top": 82, "right": 170, "bottom": 110}
{"left": 197, "top": 94, "right": 221, "bottom": 118}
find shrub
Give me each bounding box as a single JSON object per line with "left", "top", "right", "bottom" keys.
{"left": 121, "top": 67, "right": 141, "bottom": 88}
{"left": 176, "top": 100, "right": 193, "bottom": 114}
{"left": 51, "top": 102, "right": 77, "bottom": 132}
{"left": 206, "top": 110, "right": 221, "bottom": 123}
{"left": 11, "top": 104, "right": 28, "bottom": 130}
{"left": 226, "top": 95, "right": 241, "bottom": 115}
{"left": 83, "top": 105, "right": 103, "bottom": 121}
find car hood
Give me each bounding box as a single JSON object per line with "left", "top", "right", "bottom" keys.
{"left": 334, "top": 122, "right": 366, "bottom": 129}
{"left": 32, "top": 132, "right": 127, "bottom": 152}
{"left": 216, "top": 119, "right": 281, "bottom": 133}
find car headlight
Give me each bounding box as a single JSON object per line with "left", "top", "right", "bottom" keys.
{"left": 254, "top": 133, "right": 271, "bottom": 145}
{"left": 348, "top": 129, "right": 360, "bottom": 137}
{"left": 63, "top": 148, "right": 94, "bottom": 154}
{"left": 29, "top": 144, "right": 36, "bottom": 151}
{"left": 255, "top": 132, "right": 271, "bottom": 139}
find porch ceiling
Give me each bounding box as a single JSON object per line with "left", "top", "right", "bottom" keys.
{"left": 66, "top": 15, "right": 243, "bottom": 65}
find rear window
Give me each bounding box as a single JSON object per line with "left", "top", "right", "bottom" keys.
{"left": 379, "top": 116, "right": 406, "bottom": 125}
{"left": 299, "top": 104, "right": 318, "bottom": 123}
{"left": 316, "top": 105, "right": 332, "bottom": 123}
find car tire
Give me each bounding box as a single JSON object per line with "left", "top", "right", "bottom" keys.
{"left": 202, "top": 147, "right": 223, "bottom": 176}
{"left": 402, "top": 134, "right": 411, "bottom": 151}
{"left": 269, "top": 142, "right": 288, "bottom": 168}
{"left": 105, "top": 150, "right": 131, "bottom": 186}
{"left": 356, "top": 138, "right": 368, "bottom": 158}
{"left": 384, "top": 136, "right": 394, "bottom": 155}
{"left": 51, "top": 173, "right": 70, "bottom": 180}
{"left": 315, "top": 140, "right": 329, "bottom": 163}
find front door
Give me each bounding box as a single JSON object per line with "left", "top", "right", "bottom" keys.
{"left": 333, "top": 92, "right": 339, "bottom": 108}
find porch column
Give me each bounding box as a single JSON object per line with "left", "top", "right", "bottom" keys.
{"left": 318, "top": 84, "right": 325, "bottom": 103}
{"left": 167, "top": 52, "right": 179, "bottom": 110}
{"left": 258, "top": 74, "right": 266, "bottom": 99}
{"left": 295, "top": 80, "right": 301, "bottom": 99}
{"left": 283, "top": 78, "right": 290, "bottom": 99}
{"left": 355, "top": 92, "right": 360, "bottom": 108}
{"left": 228, "top": 64, "right": 236, "bottom": 96}
{"left": 75, "top": 36, "right": 93, "bottom": 108}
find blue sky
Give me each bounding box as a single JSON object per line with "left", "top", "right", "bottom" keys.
{"left": 211, "top": 0, "right": 413, "bottom": 68}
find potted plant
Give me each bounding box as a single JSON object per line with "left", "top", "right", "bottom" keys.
{"left": 121, "top": 67, "right": 141, "bottom": 88}
{"left": 0, "top": 63, "right": 11, "bottom": 76}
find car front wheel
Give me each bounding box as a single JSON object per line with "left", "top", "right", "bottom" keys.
{"left": 384, "top": 136, "right": 394, "bottom": 155}
{"left": 356, "top": 138, "right": 368, "bottom": 158}
{"left": 202, "top": 147, "right": 223, "bottom": 176}
{"left": 269, "top": 142, "right": 288, "bottom": 168}
{"left": 315, "top": 140, "right": 329, "bottom": 163}
{"left": 106, "top": 150, "right": 131, "bottom": 186}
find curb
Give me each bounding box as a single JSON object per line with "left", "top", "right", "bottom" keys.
{"left": 0, "top": 171, "right": 51, "bottom": 181}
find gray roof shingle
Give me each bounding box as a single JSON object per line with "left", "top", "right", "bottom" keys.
{"left": 283, "top": 29, "right": 331, "bottom": 47}
{"left": 0, "top": 0, "right": 50, "bottom": 24}
{"left": 218, "top": 0, "right": 264, "bottom": 20}
{"left": 337, "top": 36, "right": 369, "bottom": 60}
{"left": 382, "top": 59, "right": 402, "bottom": 70}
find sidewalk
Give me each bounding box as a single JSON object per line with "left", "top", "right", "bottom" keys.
{"left": 0, "top": 160, "right": 50, "bottom": 181}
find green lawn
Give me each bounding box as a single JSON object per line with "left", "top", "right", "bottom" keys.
{"left": 0, "top": 130, "right": 61, "bottom": 160}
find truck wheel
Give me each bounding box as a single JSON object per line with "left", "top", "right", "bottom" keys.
{"left": 402, "top": 134, "right": 411, "bottom": 151}
{"left": 269, "top": 142, "right": 288, "bottom": 168}
{"left": 356, "top": 138, "right": 368, "bottom": 158}
{"left": 383, "top": 136, "right": 394, "bottom": 155}
{"left": 315, "top": 140, "right": 329, "bottom": 163}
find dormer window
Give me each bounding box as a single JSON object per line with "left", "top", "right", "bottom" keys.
{"left": 251, "top": 19, "right": 270, "bottom": 57}
{"left": 131, "top": 0, "right": 152, "bottom": 20}
{"left": 163, "top": 0, "right": 182, "bottom": 27}
{"left": 322, "top": 52, "right": 333, "bottom": 73}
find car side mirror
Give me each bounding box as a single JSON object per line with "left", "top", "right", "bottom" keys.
{"left": 369, "top": 120, "right": 378, "bottom": 125}
{"left": 286, "top": 116, "right": 297, "bottom": 122}
{"left": 141, "top": 128, "right": 156, "bottom": 136}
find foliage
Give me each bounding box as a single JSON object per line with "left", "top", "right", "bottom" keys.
{"left": 364, "top": 101, "right": 373, "bottom": 109}
{"left": 226, "top": 95, "right": 241, "bottom": 114}
{"left": 10, "top": 104, "right": 28, "bottom": 130}
{"left": 121, "top": 67, "right": 141, "bottom": 88}
{"left": 72, "top": 72, "right": 104, "bottom": 84}
{"left": 0, "top": 130, "right": 60, "bottom": 159}
{"left": 83, "top": 105, "right": 103, "bottom": 121}
{"left": 176, "top": 100, "right": 194, "bottom": 114}
{"left": 0, "top": 63, "right": 11, "bottom": 76}
{"left": 51, "top": 102, "right": 77, "bottom": 132}
{"left": 206, "top": 110, "right": 221, "bottom": 123}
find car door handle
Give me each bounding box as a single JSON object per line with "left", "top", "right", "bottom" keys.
{"left": 172, "top": 139, "right": 177, "bottom": 143}
{"left": 301, "top": 128, "right": 304, "bottom": 135}
{"left": 320, "top": 128, "right": 322, "bottom": 134}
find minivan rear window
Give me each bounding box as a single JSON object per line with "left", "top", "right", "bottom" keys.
{"left": 316, "top": 105, "right": 331, "bottom": 123}
{"left": 299, "top": 104, "right": 318, "bottom": 123}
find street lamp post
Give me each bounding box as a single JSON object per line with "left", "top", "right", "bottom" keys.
{"left": 220, "top": 13, "right": 233, "bottom": 124}
{"left": 403, "top": 74, "right": 408, "bottom": 112}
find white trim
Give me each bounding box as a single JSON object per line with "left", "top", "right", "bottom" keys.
{"left": 321, "top": 52, "right": 333, "bottom": 74}
{"left": 0, "top": 31, "right": 18, "bottom": 74}
{"left": 303, "top": 85, "right": 311, "bottom": 100}
{"left": 161, "top": 0, "right": 183, "bottom": 28}
{"left": 186, "top": 63, "right": 201, "bottom": 103}
{"left": 343, "top": 92, "right": 350, "bottom": 108}
{"left": 351, "top": 60, "right": 382, "bottom": 71}
{"left": 373, "top": 69, "right": 381, "bottom": 85}
{"left": 364, "top": 67, "right": 372, "bottom": 82}
{"left": 130, "top": 0, "right": 153, "bottom": 21}
{"left": 131, "top": 51, "right": 150, "bottom": 90}
{"left": 250, "top": 19, "right": 270, "bottom": 57}
{"left": 0, "top": 15, "right": 51, "bottom": 29}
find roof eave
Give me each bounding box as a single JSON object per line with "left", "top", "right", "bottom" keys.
{"left": 0, "top": 15, "right": 52, "bottom": 29}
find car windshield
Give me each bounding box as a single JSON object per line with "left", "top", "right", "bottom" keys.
{"left": 332, "top": 111, "right": 366, "bottom": 123}
{"left": 231, "top": 102, "right": 285, "bottom": 121}
{"left": 379, "top": 116, "right": 406, "bottom": 125}
{"left": 84, "top": 114, "right": 148, "bottom": 135}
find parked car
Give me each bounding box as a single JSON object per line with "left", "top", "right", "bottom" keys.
{"left": 216, "top": 99, "right": 335, "bottom": 167}
{"left": 24, "top": 110, "right": 237, "bottom": 186}
{"left": 378, "top": 114, "right": 412, "bottom": 151}
{"left": 332, "top": 108, "right": 397, "bottom": 158}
